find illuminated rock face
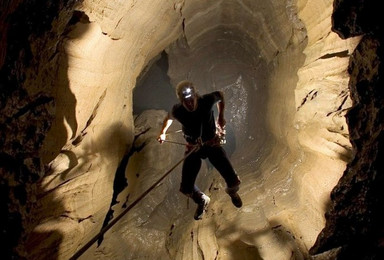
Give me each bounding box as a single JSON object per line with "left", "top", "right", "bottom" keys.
{"left": 0, "top": 0, "right": 382, "bottom": 259}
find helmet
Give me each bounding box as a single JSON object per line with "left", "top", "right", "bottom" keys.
{"left": 176, "top": 80, "right": 196, "bottom": 101}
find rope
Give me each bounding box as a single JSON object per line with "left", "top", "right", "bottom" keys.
{"left": 160, "top": 139, "right": 189, "bottom": 146}
{"left": 69, "top": 145, "right": 199, "bottom": 260}
{"left": 165, "top": 129, "right": 183, "bottom": 135}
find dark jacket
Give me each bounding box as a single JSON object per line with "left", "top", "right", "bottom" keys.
{"left": 171, "top": 91, "right": 222, "bottom": 143}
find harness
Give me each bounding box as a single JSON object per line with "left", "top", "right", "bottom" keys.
{"left": 185, "top": 127, "right": 226, "bottom": 148}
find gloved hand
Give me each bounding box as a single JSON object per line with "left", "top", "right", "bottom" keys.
{"left": 157, "top": 133, "right": 166, "bottom": 144}
{"left": 216, "top": 117, "right": 226, "bottom": 134}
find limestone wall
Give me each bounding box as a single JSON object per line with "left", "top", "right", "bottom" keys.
{"left": 1, "top": 0, "right": 369, "bottom": 259}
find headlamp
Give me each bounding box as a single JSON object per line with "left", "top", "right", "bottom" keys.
{"left": 181, "top": 87, "right": 193, "bottom": 98}
{"left": 182, "top": 87, "right": 194, "bottom": 99}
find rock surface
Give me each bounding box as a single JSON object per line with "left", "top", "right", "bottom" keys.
{"left": 0, "top": 0, "right": 382, "bottom": 259}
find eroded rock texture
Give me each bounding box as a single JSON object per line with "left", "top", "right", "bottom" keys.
{"left": 0, "top": 0, "right": 382, "bottom": 259}
{"left": 1, "top": 1, "right": 77, "bottom": 259}
{"left": 310, "top": 0, "right": 384, "bottom": 259}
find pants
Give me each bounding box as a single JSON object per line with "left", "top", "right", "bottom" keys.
{"left": 179, "top": 144, "right": 240, "bottom": 204}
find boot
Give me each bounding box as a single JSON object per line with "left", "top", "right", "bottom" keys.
{"left": 226, "top": 186, "right": 242, "bottom": 208}
{"left": 194, "top": 193, "right": 210, "bottom": 220}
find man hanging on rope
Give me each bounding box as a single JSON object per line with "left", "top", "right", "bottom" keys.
{"left": 157, "top": 80, "right": 242, "bottom": 220}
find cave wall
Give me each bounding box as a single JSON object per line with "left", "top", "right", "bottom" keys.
{"left": 0, "top": 0, "right": 183, "bottom": 258}
{"left": 1, "top": 0, "right": 382, "bottom": 259}
{"left": 1, "top": 1, "right": 78, "bottom": 259}
{"left": 310, "top": 0, "right": 384, "bottom": 258}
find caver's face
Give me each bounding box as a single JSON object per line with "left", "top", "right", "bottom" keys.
{"left": 182, "top": 95, "right": 197, "bottom": 112}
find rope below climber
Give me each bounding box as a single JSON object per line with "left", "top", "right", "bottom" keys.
{"left": 69, "top": 142, "right": 199, "bottom": 260}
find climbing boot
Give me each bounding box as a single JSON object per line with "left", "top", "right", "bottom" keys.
{"left": 226, "top": 186, "right": 242, "bottom": 208}
{"left": 229, "top": 192, "right": 242, "bottom": 208}
{"left": 194, "top": 193, "right": 210, "bottom": 220}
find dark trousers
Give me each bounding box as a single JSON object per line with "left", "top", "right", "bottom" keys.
{"left": 179, "top": 144, "right": 240, "bottom": 204}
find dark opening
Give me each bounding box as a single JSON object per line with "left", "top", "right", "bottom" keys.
{"left": 133, "top": 51, "right": 178, "bottom": 115}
